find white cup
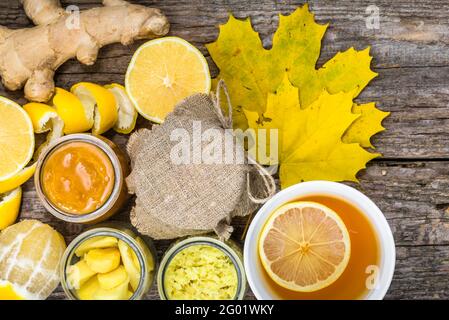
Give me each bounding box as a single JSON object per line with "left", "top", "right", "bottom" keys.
{"left": 244, "top": 181, "right": 395, "bottom": 300}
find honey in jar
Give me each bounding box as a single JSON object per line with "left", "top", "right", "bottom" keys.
{"left": 41, "top": 141, "right": 115, "bottom": 215}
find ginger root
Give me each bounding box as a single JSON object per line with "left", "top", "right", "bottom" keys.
{"left": 0, "top": 0, "right": 169, "bottom": 102}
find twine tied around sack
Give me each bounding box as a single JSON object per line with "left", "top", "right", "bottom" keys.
{"left": 211, "top": 79, "right": 276, "bottom": 205}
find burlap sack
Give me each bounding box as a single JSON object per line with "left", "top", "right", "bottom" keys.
{"left": 126, "top": 81, "right": 276, "bottom": 240}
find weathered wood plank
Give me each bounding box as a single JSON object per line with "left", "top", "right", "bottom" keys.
{"left": 2, "top": 0, "right": 449, "bottom": 300}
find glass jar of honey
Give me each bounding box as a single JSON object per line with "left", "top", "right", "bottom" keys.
{"left": 35, "top": 134, "right": 129, "bottom": 223}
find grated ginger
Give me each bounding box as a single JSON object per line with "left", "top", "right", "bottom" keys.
{"left": 164, "top": 244, "right": 238, "bottom": 300}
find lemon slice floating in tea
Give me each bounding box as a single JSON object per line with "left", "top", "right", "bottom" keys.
{"left": 259, "top": 201, "right": 351, "bottom": 292}
{"left": 125, "top": 37, "right": 211, "bottom": 123}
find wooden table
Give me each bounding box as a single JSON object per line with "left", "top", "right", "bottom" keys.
{"left": 1, "top": 0, "right": 448, "bottom": 300}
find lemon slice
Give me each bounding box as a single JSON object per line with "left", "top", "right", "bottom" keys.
{"left": 71, "top": 82, "right": 118, "bottom": 135}
{"left": 52, "top": 88, "right": 94, "bottom": 134}
{"left": 0, "top": 163, "right": 36, "bottom": 194}
{"left": 105, "top": 83, "right": 137, "bottom": 134}
{"left": 0, "top": 97, "right": 34, "bottom": 181}
{"left": 23, "top": 102, "right": 64, "bottom": 157}
{"left": 125, "top": 37, "right": 211, "bottom": 123}
{"left": 0, "top": 187, "right": 22, "bottom": 230}
{"left": 259, "top": 201, "right": 351, "bottom": 292}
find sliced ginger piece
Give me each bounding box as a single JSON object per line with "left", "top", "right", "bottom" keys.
{"left": 97, "top": 265, "right": 129, "bottom": 290}
{"left": 74, "top": 236, "right": 118, "bottom": 257}
{"left": 67, "top": 259, "right": 96, "bottom": 289}
{"left": 93, "top": 278, "right": 129, "bottom": 300}
{"left": 76, "top": 276, "right": 100, "bottom": 300}
{"left": 85, "top": 248, "right": 121, "bottom": 274}
{"left": 135, "top": 237, "right": 155, "bottom": 272}
{"left": 118, "top": 240, "right": 141, "bottom": 291}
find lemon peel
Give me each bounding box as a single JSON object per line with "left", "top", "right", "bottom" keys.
{"left": 105, "top": 83, "right": 137, "bottom": 134}
{"left": 0, "top": 163, "right": 36, "bottom": 194}
{"left": 0, "top": 187, "right": 22, "bottom": 230}
{"left": 52, "top": 88, "right": 93, "bottom": 134}
{"left": 23, "top": 102, "right": 64, "bottom": 157}
{"left": 71, "top": 82, "right": 118, "bottom": 135}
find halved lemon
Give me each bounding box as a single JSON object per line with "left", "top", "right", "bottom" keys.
{"left": 0, "top": 163, "right": 36, "bottom": 194}
{"left": 105, "top": 83, "right": 137, "bottom": 134}
{"left": 259, "top": 201, "right": 351, "bottom": 292}
{"left": 0, "top": 187, "right": 22, "bottom": 230}
{"left": 0, "top": 97, "right": 34, "bottom": 181}
{"left": 23, "top": 102, "right": 64, "bottom": 157}
{"left": 125, "top": 37, "right": 211, "bottom": 123}
{"left": 71, "top": 82, "right": 118, "bottom": 135}
{"left": 52, "top": 88, "right": 93, "bottom": 134}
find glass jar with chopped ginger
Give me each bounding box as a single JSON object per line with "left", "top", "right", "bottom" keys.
{"left": 35, "top": 134, "right": 129, "bottom": 223}
{"left": 157, "top": 236, "right": 247, "bottom": 300}
{"left": 60, "top": 224, "right": 156, "bottom": 300}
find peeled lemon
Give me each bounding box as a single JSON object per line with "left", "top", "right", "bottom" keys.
{"left": 105, "top": 83, "right": 137, "bottom": 134}
{"left": 0, "top": 163, "right": 36, "bottom": 194}
{"left": 71, "top": 82, "right": 118, "bottom": 135}
{"left": 0, "top": 96, "right": 34, "bottom": 181}
{"left": 23, "top": 102, "right": 64, "bottom": 157}
{"left": 0, "top": 220, "right": 66, "bottom": 299}
{"left": 52, "top": 88, "right": 93, "bottom": 134}
{"left": 0, "top": 187, "right": 22, "bottom": 230}
{"left": 125, "top": 37, "right": 211, "bottom": 123}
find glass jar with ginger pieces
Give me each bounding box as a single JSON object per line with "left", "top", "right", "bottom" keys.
{"left": 35, "top": 134, "right": 129, "bottom": 223}
{"left": 60, "top": 225, "right": 156, "bottom": 300}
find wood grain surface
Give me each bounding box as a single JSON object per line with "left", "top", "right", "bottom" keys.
{"left": 1, "top": 0, "right": 449, "bottom": 300}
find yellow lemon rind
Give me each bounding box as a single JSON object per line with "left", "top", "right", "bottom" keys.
{"left": 0, "top": 163, "right": 36, "bottom": 194}
{"left": 0, "top": 187, "right": 22, "bottom": 230}
{"left": 104, "top": 83, "right": 138, "bottom": 134}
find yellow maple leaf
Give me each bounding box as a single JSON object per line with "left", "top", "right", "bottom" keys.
{"left": 207, "top": 4, "right": 377, "bottom": 114}
{"left": 342, "top": 103, "right": 390, "bottom": 148}
{"left": 207, "top": 5, "right": 387, "bottom": 148}
{"left": 254, "top": 77, "right": 378, "bottom": 188}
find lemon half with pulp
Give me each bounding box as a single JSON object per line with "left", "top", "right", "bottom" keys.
{"left": 125, "top": 37, "right": 211, "bottom": 123}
